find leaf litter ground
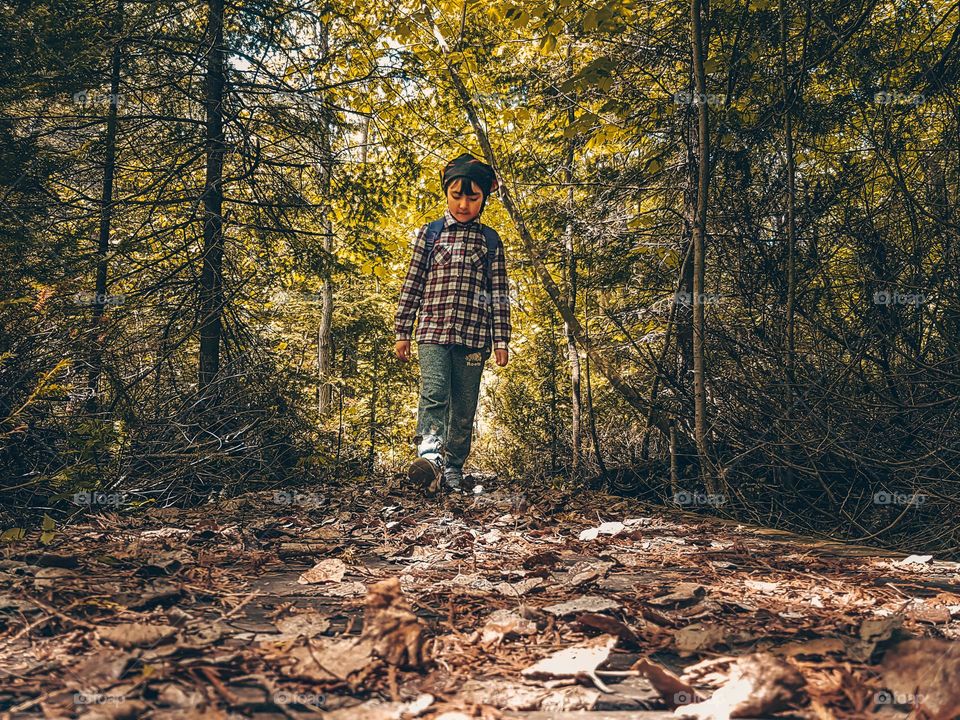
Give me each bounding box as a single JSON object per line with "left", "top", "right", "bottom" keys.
{"left": 1, "top": 474, "right": 959, "bottom": 719}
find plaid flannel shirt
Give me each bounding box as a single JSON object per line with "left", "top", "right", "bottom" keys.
{"left": 395, "top": 209, "right": 511, "bottom": 351}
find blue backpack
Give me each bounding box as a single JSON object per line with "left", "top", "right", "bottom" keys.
{"left": 423, "top": 218, "right": 501, "bottom": 308}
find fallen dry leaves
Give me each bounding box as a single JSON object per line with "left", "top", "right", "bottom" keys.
{"left": 0, "top": 476, "right": 958, "bottom": 719}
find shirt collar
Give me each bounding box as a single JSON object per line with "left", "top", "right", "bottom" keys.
{"left": 443, "top": 208, "right": 481, "bottom": 229}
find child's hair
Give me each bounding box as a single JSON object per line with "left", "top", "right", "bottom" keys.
{"left": 444, "top": 176, "right": 482, "bottom": 196}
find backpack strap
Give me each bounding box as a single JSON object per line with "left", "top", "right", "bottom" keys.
{"left": 422, "top": 218, "right": 446, "bottom": 273}
{"left": 479, "top": 225, "right": 501, "bottom": 308}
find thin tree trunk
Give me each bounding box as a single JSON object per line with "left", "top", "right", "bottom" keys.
{"left": 86, "top": 0, "right": 124, "bottom": 413}
{"left": 368, "top": 340, "right": 379, "bottom": 473}
{"left": 690, "top": 0, "right": 717, "bottom": 495}
{"left": 317, "top": 19, "right": 334, "bottom": 417}
{"left": 563, "top": 39, "right": 582, "bottom": 479}
{"left": 550, "top": 310, "right": 558, "bottom": 476}
{"left": 583, "top": 289, "right": 606, "bottom": 477}
{"left": 198, "top": 0, "right": 226, "bottom": 393}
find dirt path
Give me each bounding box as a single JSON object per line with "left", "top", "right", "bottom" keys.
{"left": 1, "top": 475, "right": 958, "bottom": 719}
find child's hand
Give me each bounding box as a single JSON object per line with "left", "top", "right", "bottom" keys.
{"left": 395, "top": 340, "right": 411, "bottom": 362}
{"left": 495, "top": 348, "right": 509, "bottom": 366}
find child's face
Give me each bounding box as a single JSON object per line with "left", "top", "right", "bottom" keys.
{"left": 446, "top": 178, "right": 484, "bottom": 223}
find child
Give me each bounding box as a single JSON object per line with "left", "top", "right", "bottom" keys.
{"left": 394, "top": 153, "right": 511, "bottom": 495}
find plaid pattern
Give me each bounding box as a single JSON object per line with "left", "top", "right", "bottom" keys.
{"left": 395, "top": 209, "right": 511, "bottom": 351}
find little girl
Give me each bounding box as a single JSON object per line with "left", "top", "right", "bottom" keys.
{"left": 394, "top": 153, "right": 511, "bottom": 494}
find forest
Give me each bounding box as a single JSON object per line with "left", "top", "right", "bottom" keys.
{"left": 1, "top": 0, "right": 959, "bottom": 718}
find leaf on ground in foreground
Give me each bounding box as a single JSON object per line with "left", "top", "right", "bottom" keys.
{"left": 285, "top": 636, "right": 377, "bottom": 683}
{"left": 458, "top": 678, "right": 599, "bottom": 712}
{"left": 78, "top": 699, "right": 150, "bottom": 719}
{"left": 564, "top": 560, "right": 614, "bottom": 586}
{"left": 494, "top": 577, "right": 543, "bottom": 597}
{"left": 675, "top": 653, "right": 806, "bottom": 720}
{"left": 579, "top": 521, "right": 626, "bottom": 541}
{"left": 881, "top": 638, "right": 960, "bottom": 719}
{"left": 649, "top": 582, "right": 706, "bottom": 607}
{"left": 321, "top": 580, "right": 366, "bottom": 597}
{"left": 577, "top": 612, "right": 641, "bottom": 644}
{"left": 521, "top": 634, "right": 617, "bottom": 681}
{"left": 65, "top": 647, "right": 134, "bottom": 690}
{"left": 297, "top": 557, "right": 347, "bottom": 584}
{"left": 847, "top": 614, "right": 904, "bottom": 661}
{"left": 542, "top": 595, "right": 620, "bottom": 616}
{"left": 363, "top": 577, "right": 428, "bottom": 668}
{"left": 674, "top": 622, "right": 727, "bottom": 653}
{"left": 473, "top": 608, "right": 537, "bottom": 647}
{"left": 97, "top": 622, "right": 178, "bottom": 649}
{"left": 319, "top": 693, "right": 434, "bottom": 720}
{"left": 273, "top": 610, "right": 330, "bottom": 639}
{"left": 632, "top": 657, "right": 703, "bottom": 707}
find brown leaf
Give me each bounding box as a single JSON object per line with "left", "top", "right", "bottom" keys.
{"left": 65, "top": 648, "right": 133, "bottom": 690}
{"left": 273, "top": 610, "right": 330, "bottom": 639}
{"left": 474, "top": 608, "right": 537, "bottom": 647}
{"left": 97, "top": 622, "right": 178, "bottom": 649}
{"left": 494, "top": 577, "right": 544, "bottom": 597}
{"left": 542, "top": 595, "right": 620, "bottom": 617}
{"left": 362, "top": 577, "right": 427, "bottom": 669}
{"left": 78, "top": 700, "right": 150, "bottom": 720}
{"left": 674, "top": 622, "right": 727, "bottom": 653}
{"left": 676, "top": 653, "right": 805, "bottom": 720}
{"left": 881, "top": 638, "right": 960, "bottom": 720}
{"left": 458, "top": 678, "right": 598, "bottom": 712}
{"left": 648, "top": 582, "right": 705, "bottom": 607}
{"left": 521, "top": 634, "right": 617, "bottom": 680}
{"left": 285, "top": 636, "right": 377, "bottom": 682}
{"left": 577, "top": 612, "right": 640, "bottom": 645}
{"left": 632, "top": 657, "right": 703, "bottom": 708}
{"left": 297, "top": 557, "right": 347, "bottom": 584}
{"left": 522, "top": 550, "right": 561, "bottom": 569}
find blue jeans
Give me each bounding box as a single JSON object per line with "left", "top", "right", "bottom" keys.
{"left": 415, "top": 342, "right": 491, "bottom": 472}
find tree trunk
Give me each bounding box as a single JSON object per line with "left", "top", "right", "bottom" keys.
{"left": 198, "top": 0, "right": 226, "bottom": 393}
{"left": 563, "top": 40, "right": 582, "bottom": 479}
{"left": 86, "top": 0, "right": 124, "bottom": 414}
{"left": 317, "top": 18, "right": 334, "bottom": 417}
{"left": 583, "top": 289, "right": 607, "bottom": 477}
{"left": 690, "top": 0, "right": 717, "bottom": 495}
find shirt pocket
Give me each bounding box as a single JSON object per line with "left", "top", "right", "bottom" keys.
{"left": 431, "top": 243, "right": 453, "bottom": 268}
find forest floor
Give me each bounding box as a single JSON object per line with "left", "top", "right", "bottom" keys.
{"left": 1, "top": 474, "right": 959, "bottom": 720}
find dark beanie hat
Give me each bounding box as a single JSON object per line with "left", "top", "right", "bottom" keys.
{"left": 441, "top": 153, "right": 500, "bottom": 196}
